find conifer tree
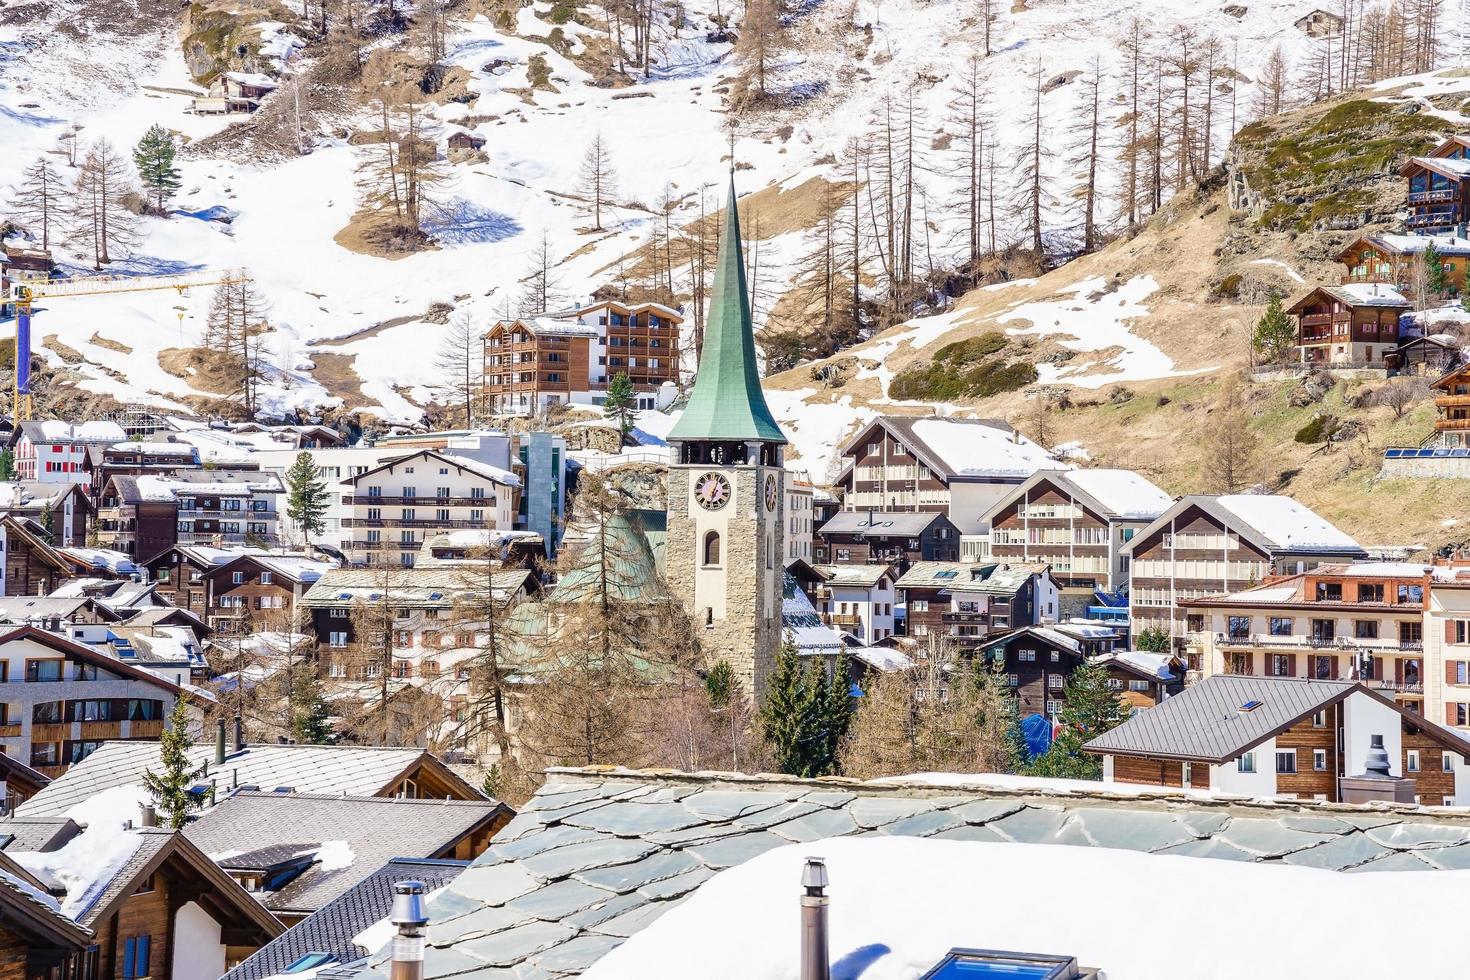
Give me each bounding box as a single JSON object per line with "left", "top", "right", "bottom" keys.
{"left": 142, "top": 696, "right": 204, "bottom": 829}
{"left": 12, "top": 156, "right": 61, "bottom": 249}
{"left": 603, "top": 371, "right": 636, "bottom": 441}
{"left": 758, "top": 644, "right": 849, "bottom": 777}
{"left": 0, "top": 449, "right": 16, "bottom": 481}
{"left": 1134, "top": 626, "right": 1170, "bottom": 653}
{"left": 133, "top": 124, "right": 182, "bottom": 212}
{"left": 285, "top": 451, "right": 329, "bottom": 547}
{"left": 1025, "top": 661, "right": 1132, "bottom": 780}
{"left": 290, "top": 668, "right": 334, "bottom": 743}
{"left": 1251, "top": 293, "right": 1295, "bottom": 364}
{"left": 1425, "top": 241, "right": 1449, "bottom": 298}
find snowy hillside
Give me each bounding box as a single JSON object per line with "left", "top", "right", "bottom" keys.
{"left": 0, "top": 0, "right": 1434, "bottom": 423}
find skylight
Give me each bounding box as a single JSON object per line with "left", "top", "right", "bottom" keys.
{"left": 936, "top": 570, "right": 958, "bottom": 579}
{"left": 921, "top": 948, "right": 1087, "bottom": 979}
{"left": 1239, "top": 700, "right": 1264, "bottom": 713}
{"left": 283, "top": 953, "right": 337, "bottom": 974}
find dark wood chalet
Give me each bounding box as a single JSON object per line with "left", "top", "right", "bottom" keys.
{"left": 977, "top": 624, "right": 1123, "bottom": 721}
{"left": 0, "top": 518, "right": 73, "bottom": 599}
{"left": 1286, "top": 284, "right": 1409, "bottom": 367}
{"left": 1401, "top": 135, "right": 1470, "bottom": 233}
{"left": 1337, "top": 233, "right": 1470, "bottom": 296}
{"left": 201, "top": 555, "right": 325, "bottom": 635}
{"left": 1431, "top": 363, "right": 1470, "bottom": 449}
{"left": 95, "top": 476, "right": 178, "bottom": 562}
{"left": 141, "top": 546, "right": 233, "bottom": 619}
{"left": 815, "top": 510, "right": 959, "bottom": 573}
{"left": 894, "top": 561, "right": 1057, "bottom": 645}
{"left": 1123, "top": 494, "right": 1366, "bottom": 643}
{"left": 0, "top": 858, "right": 94, "bottom": 980}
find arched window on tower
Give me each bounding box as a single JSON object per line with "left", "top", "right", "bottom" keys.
{"left": 703, "top": 531, "right": 722, "bottom": 567}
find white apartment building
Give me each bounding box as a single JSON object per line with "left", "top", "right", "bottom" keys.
{"left": 811, "top": 564, "right": 897, "bottom": 644}
{"left": 14, "top": 420, "right": 127, "bottom": 487}
{"left": 339, "top": 449, "right": 519, "bottom": 567}
{"left": 784, "top": 478, "right": 815, "bottom": 564}
{"left": 165, "top": 470, "right": 285, "bottom": 548}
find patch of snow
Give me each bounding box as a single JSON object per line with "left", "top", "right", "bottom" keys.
{"left": 315, "top": 839, "right": 355, "bottom": 872}
{"left": 1249, "top": 258, "right": 1305, "bottom": 284}
{"left": 1051, "top": 440, "right": 1090, "bottom": 461}
{"left": 997, "top": 276, "right": 1212, "bottom": 389}
{"left": 12, "top": 784, "right": 151, "bottom": 918}
{"left": 584, "top": 836, "right": 1470, "bottom": 980}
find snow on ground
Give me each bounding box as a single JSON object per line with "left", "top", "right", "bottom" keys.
{"left": 0, "top": 0, "right": 1353, "bottom": 419}
{"left": 582, "top": 836, "right": 1470, "bottom": 980}
{"left": 996, "top": 275, "right": 1211, "bottom": 389}
{"left": 1249, "top": 258, "right": 1306, "bottom": 284}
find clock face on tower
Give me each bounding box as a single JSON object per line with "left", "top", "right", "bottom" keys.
{"left": 695, "top": 472, "right": 732, "bottom": 510}
{"left": 765, "top": 474, "right": 778, "bottom": 512}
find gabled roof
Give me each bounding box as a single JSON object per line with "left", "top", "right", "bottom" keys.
{"left": 812, "top": 563, "right": 894, "bottom": 588}
{"left": 183, "top": 792, "right": 510, "bottom": 915}
{"left": 985, "top": 468, "right": 1174, "bottom": 524}
{"left": 0, "top": 865, "right": 91, "bottom": 949}
{"left": 0, "top": 595, "right": 123, "bottom": 624}
{"left": 0, "top": 817, "right": 79, "bottom": 853}
{"left": 0, "top": 516, "right": 73, "bottom": 574}
{"left": 1083, "top": 675, "right": 1470, "bottom": 763}
{"left": 14, "top": 742, "right": 477, "bottom": 819}
{"left": 1286, "top": 283, "right": 1411, "bottom": 313}
{"left": 1336, "top": 233, "right": 1470, "bottom": 261}
{"left": 346, "top": 766, "right": 1470, "bottom": 978}
{"left": 1398, "top": 154, "right": 1470, "bottom": 179}
{"left": 1122, "top": 495, "right": 1366, "bottom": 558}
{"left": 947, "top": 562, "right": 1050, "bottom": 596}
{"left": 342, "top": 448, "right": 518, "bottom": 488}
{"left": 667, "top": 180, "right": 786, "bottom": 445}
{"left": 206, "top": 553, "right": 334, "bottom": 586}
{"left": 838, "top": 415, "right": 1051, "bottom": 481}
{"left": 302, "top": 566, "right": 534, "bottom": 609}
{"left": 817, "top": 510, "right": 950, "bottom": 537}
{"left": 0, "top": 626, "right": 181, "bottom": 694}
{"left": 222, "top": 857, "right": 469, "bottom": 980}
{"left": 781, "top": 572, "right": 844, "bottom": 656}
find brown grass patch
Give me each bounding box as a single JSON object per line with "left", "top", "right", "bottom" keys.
{"left": 88, "top": 332, "right": 133, "bottom": 355}
{"left": 42, "top": 335, "right": 83, "bottom": 365}
{"left": 158, "top": 346, "right": 239, "bottom": 395}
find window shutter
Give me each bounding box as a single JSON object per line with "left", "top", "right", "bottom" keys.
{"left": 1448, "top": 620, "right": 1458, "bottom": 644}
{"left": 1287, "top": 653, "right": 1298, "bottom": 677}
{"left": 1449, "top": 703, "right": 1458, "bottom": 727}
{"left": 1246, "top": 652, "right": 1255, "bottom": 675}
{"left": 1449, "top": 661, "right": 1459, "bottom": 687}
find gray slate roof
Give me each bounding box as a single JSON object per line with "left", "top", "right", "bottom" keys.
{"left": 224, "top": 858, "right": 470, "bottom": 980}
{"left": 0, "top": 817, "right": 80, "bottom": 853}
{"left": 75, "top": 828, "right": 175, "bottom": 926}
{"left": 344, "top": 767, "right": 1470, "bottom": 979}
{"left": 16, "top": 742, "right": 448, "bottom": 819}
{"left": 183, "top": 792, "right": 510, "bottom": 915}
{"left": 818, "top": 510, "right": 947, "bottom": 538}
{"left": 1082, "top": 675, "right": 1470, "bottom": 762}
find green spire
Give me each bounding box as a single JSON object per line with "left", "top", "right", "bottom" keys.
{"left": 668, "top": 180, "right": 787, "bottom": 445}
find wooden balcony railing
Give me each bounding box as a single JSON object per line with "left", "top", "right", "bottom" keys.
{"left": 0, "top": 724, "right": 21, "bottom": 738}
{"left": 1436, "top": 394, "right": 1470, "bottom": 409}
{"left": 31, "top": 724, "right": 68, "bottom": 742}
{"left": 1408, "top": 189, "right": 1457, "bottom": 204}
{"left": 129, "top": 720, "right": 164, "bottom": 738}
{"left": 79, "top": 721, "right": 123, "bottom": 740}
{"left": 1435, "top": 417, "right": 1470, "bottom": 431}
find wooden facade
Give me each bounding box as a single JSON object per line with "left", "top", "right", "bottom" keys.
{"left": 1286, "top": 285, "right": 1408, "bottom": 366}
{"left": 1431, "top": 363, "right": 1470, "bottom": 448}
{"left": 202, "top": 557, "right": 311, "bottom": 635}
{"left": 140, "top": 548, "right": 215, "bottom": 620}
{"left": 1, "top": 520, "right": 72, "bottom": 599}
{"left": 1336, "top": 235, "right": 1470, "bottom": 295}
{"left": 816, "top": 513, "right": 960, "bottom": 571}
{"left": 95, "top": 478, "right": 177, "bottom": 562}
{"left": 1400, "top": 137, "right": 1470, "bottom": 233}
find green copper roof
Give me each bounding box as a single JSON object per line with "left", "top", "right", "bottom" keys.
{"left": 667, "top": 180, "right": 787, "bottom": 445}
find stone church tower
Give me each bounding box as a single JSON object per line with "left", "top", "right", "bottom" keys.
{"left": 665, "top": 180, "right": 788, "bottom": 700}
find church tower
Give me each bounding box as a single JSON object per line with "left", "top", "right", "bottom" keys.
{"left": 665, "top": 180, "right": 788, "bottom": 700}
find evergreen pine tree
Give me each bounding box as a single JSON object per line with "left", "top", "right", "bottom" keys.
{"left": 141, "top": 696, "right": 205, "bottom": 829}
{"left": 285, "top": 451, "right": 329, "bottom": 547}
{"left": 290, "top": 668, "right": 334, "bottom": 743}
{"left": 1251, "top": 293, "right": 1295, "bottom": 364}
{"left": 819, "top": 652, "right": 854, "bottom": 767}
{"left": 132, "top": 124, "right": 181, "bottom": 212}
{"left": 1134, "top": 626, "right": 1170, "bottom": 652}
{"left": 38, "top": 507, "right": 53, "bottom": 543}
{"left": 0, "top": 449, "right": 15, "bottom": 481}
{"left": 1025, "top": 661, "right": 1131, "bottom": 780}
{"left": 603, "top": 371, "right": 636, "bottom": 442}
{"left": 758, "top": 643, "right": 843, "bottom": 777}
{"left": 1425, "top": 241, "right": 1449, "bottom": 298}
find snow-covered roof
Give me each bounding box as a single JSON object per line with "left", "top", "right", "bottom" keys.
{"left": 782, "top": 573, "right": 844, "bottom": 656}
{"left": 18, "top": 420, "right": 126, "bottom": 445}
{"left": 1214, "top": 495, "right": 1363, "bottom": 552}
{"left": 58, "top": 548, "right": 138, "bottom": 576}
{"left": 439, "top": 453, "right": 520, "bottom": 487}
{"left": 1321, "top": 283, "right": 1411, "bottom": 308}
{"left": 812, "top": 564, "right": 893, "bottom": 588}
{"left": 849, "top": 645, "right": 913, "bottom": 672}
{"left": 907, "top": 418, "right": 1058, "bottom": 478}
{"left": 579, "top": 834, "right": 1470, "bottom": 980}
{"left": 224, "top": 71, "right": 278, "bottom": 89}
{"left": 1094, "top": 649, "right": 1177, "bottom": 681}
{"left": 1367, "top": 233, "right": 1470, "bottom": 257}
{"left": 1060, "top": 469, "right": 1173, "bottom": 520}
{"left": 107, "top": 440, "right": 196, "bottom": 454}
{"left": 9, "top": 784, "right": 150, "bottom": 919}
{"left": 516, "top": 317, "right": 600, "bottom": 339}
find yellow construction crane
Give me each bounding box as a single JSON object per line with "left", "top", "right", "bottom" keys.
{"left": 8, "top": 269, "right": 252, "bottom": 422}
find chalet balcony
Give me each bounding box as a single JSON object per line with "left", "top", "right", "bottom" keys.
{"left": 0, "top": 724, "right": 20, "bottom": 738}
{"left": 1216, "top": 633, "right": 1423, "bottom": 652}
{"left": 1436, "top": 395, "right": 1470, "bottom": 409}
{"left": 345, "top": 518, "right": 488, "bottom": 530}
{"left": 129, "top": 719, "right": 164, "bottom": 738}
{"left": 31, "top": 724, "right": 68, "bottom": 742}
{"left": 1434, "top": 417, "right": 1470, "bottom": 431}
{"left": 78, "top": 721, "right": 124, "bottom": 740}
{"left": 34, "top": 766, "right": 68, "bottom": 780}
{"left": 823, "top": 614, "right": 861, "bottom": 627}
{"left": 1408, "top": 188, "right": 1458, "bottom": 204}
{"left": 1407, "top": 211, "right": 1458, "bottom": 230}
{"left": 943, "top": 612, "right": 991, "bottom": 625}
{"left": 1363, "top": 678, "right": 1424, "bottom": 695}
{"left": 347, "top": 496, "right": 494, "bottom": 507}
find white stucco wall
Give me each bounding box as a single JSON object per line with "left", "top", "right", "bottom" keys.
{"left": 173, "top": 901, "right": 226, "bottom": 980}
{"left": 1210, "top": 736, "right": 1278, "bottom": 797}
{"left": 1343, "top": 692, "right": 1405, "bottom": 778}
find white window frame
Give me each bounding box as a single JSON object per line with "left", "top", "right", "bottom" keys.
{"left": 1275, "top": 750, "right": 1297, "bottom": 775}
{"left": 1407, "top": 749, "right": 1421, "bottom": 773}
{"left": 1313, "top": 748, "right": 1327, "bottom": 771}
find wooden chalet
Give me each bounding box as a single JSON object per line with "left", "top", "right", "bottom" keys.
{"left": 447, "top": 131, "right": 486, "bottom": 152}
{"left": 1086, "top": 674, "right": 1470, "bottom": 806}
{"left": 1286, "top": 283, "right": 1410, "bottom": 366}
{"left": 482, "top": 300, "right": 682, "bottom": 415}
{"left": 0, "top": 754, "right": 50, "bottom": 810}
{"left": 200, "top": 554, "right": 327, "bottom": 635}
{"left": 983, "top": 469, "right": 1172, "bottom": 594}
{"left": 1337, "top": 233, "right": 1470, "bottom": 295}
{"left": 1432, "top": 363, "right": 1470, "bottom": 449}
{"left": 815, "top": 509, "right": 959, "bottom": 571}
{"left": 1, "top": 246, "right": 54, "bottom": 283}
{"left": 1401, "top": 135, "right": 1470, "bottom": 233}
{"left": 95, "top": 476, "right": 178, "bottom": 561}
{"left": 894, "top": 561, "right": 1058, "bottom": 645}
{"left": 192, "top": 72, "right": 278, "bottom": 114}
{"left": 0, "top": 860, "right": 94, "bottom": 980}
{"left": 0, "top": 518, "right": 73, "bottom": 599}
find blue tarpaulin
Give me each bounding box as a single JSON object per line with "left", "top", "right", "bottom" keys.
{"left": 1020, "top": 713, "right": 1053, "bottom": 761}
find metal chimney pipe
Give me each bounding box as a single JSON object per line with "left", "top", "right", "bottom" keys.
{"left": 214, "top": 719, "right": 226, "bottom": 765}
{"left": 800, "top": 857, "right": 830, "bottom": 980}
{"left": 389, "top": 880, "right": 430, "bottom": 980}
{"left": 233, "top": 715, "right": 245, "bottom": 753}
{"left": 140, "top": 804, "right": 157, "bottom": 828}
